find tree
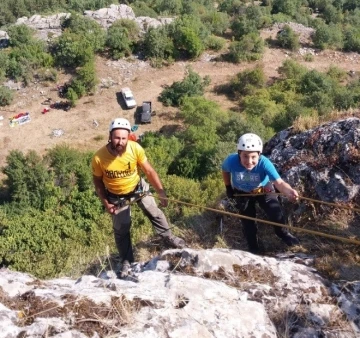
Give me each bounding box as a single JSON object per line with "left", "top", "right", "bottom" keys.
{"left": 75, "top": 61, "right": 98, "bottom": 94}
{"left": 167, "top": 96, "right": 228, "bottom": 179}
{"left": 54, "top": 31, "right": 94, "bottom": 68}
{"left": 201, "top": 11, "right": 230, "bottom": 35}
{"left": 142, "top": 26, "right": 174, "bottom": 62}
{"left": 278, "top": 59, "right": 307, "bottom": 80}
{"left": 155, "top": 0, "right": 183, "bottom": 15}
{"left": 176, "top": 26, "right": 204, "bottom": 58}
{"left": 170, "top": 15, "right": 209, "bottom": 59}
{"left": 2, "top": 150, "right": 57, "bottom": 210}
{"left": 159, "top": 67, "right": 210, "bottom": 106}
{"left": 312, "top": 23, "right": 343, "bottom": 50}
{"left": 0, "top": 86, "right": 13, "bottom": 106}
{"left": 230, "top": 66, "right": 266, "bottom": 97}
{"left": 276, "top": 25, "right": 300, "bottom": 51}
{"left": 61, "top": 14, "right": 106, "bottom": 52}
{"left": 271, "top": 0, "right": 303, "bottom": 17}
{"left": 227, "top": 33, "right": 264, "bottom": 63}
{"left": 7, "top": 24, "right": 34, "bottom": 47}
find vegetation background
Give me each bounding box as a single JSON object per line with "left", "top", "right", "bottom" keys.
{"left": 0, "top": 0, "right": 359, "bottom": 281}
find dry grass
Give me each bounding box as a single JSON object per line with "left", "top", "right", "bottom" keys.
{"left": 0, "top": 285, "right": 144, "bottom": 337}
{"left": 269, "top": 303, "right": 356, "bottom": 338}
{"left": 292, "top": 109, "right": 360, "bottom": 133}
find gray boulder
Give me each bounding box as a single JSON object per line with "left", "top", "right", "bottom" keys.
{"left": 264, "top": 117, "right": 360, "bottom": 203}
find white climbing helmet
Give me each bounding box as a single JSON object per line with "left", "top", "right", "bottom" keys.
{"left": 109, "top": 118, "right": 131, "bottom": 132}
{"left": 237, "top": 133, "right": 263, "bottom": 152}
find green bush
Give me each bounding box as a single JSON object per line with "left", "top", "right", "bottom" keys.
{"left": 278, "top": 59, "right": 307, "bottom": 80}
{"left": 271, "top": 0, "right": 303, "bottom": 17}
{"left": 0, "top": 86, "right": 13, "bottom": 106}
{"left": 205, "top": 35, "right": 226, "bottom": 51}
{"left": 304, "top": 53, "right": 314, "bottom": 62}
{"left": 7, "top": 24, "right": 34, "bottom": 47}
{"left": 130, "top": 1, "right": 158, "bottom": 17}
{"left": 106, "top": 25, "right": 133, "bottom": 59}
{"left": 230, "top": 66, "right": 266, "bottom": 97}
{"left": 231, "top": 17, "right": 259, "bottom": 40}
{"left": 242, "top": 90, "right": 283, "bottom": 127}
{"left": 53, "top": 31, "right": 94, "bottom": 68}
{"left": 312, "top": 23, "right": 343, "bottom": 50}
{"left": 227, "top": 33, "right": 265, "bottom": 63}
{"left": 2, "top": 150, "right": 59, "bottom": 210}
{"left": 61, "top": 14, "right": 106, "bottom": 53}
{"left": 201, "top": 11, "right": 230, "bottom": 35}
{"left": 343, "top": 27, "right": 360, "bottom": 52}
{"left": 159, "top": 67, "right": 210, "bottom": 106}
{"left": 142, "top": 26, "right": 174, "bottom": 62}
{"left": 170, "top": 14, "right": 209, "bottom": 59}
{"left": 276, "top": 25, "right": 300, "bottom": 51}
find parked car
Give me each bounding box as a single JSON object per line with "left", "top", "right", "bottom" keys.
{"left": 140, "top": 101, "right": 152, "bottom": 124}
{"left": 121, "top": 87, "right": 136, "bottom": 109}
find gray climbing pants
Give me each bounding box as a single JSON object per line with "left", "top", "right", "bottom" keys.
{"left": 107, "top": 178, "right": 171, "bottom": 263}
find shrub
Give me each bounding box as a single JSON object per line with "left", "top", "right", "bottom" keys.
{"left": 271, "top": 0, "right": 303, "bottom": 17}
{"left": 276, "top": 25, "right": 300, "bottom": 51}
{"left": 227, "top": 33, "right": 264, "bottom": 63}
{"left": 159, "top": 67, "right": 210, "bottom": 106}
{"left": 312, "top": 23, "right": 343, "bottom": 50}
{"left": 7, "top": 24, "right": 34, "bottom": 47}
{"left": 66, "top": 87, "right": 79, "bottom": 107}
{"left": 231, "top": 17, "right": 258, "bottom": 40}
{"left": 61, "top": 14, "right": 106, "bottom": 53}
{"left": 242, "top": 90, "right": 283, "bottom": 127}
{"left": 130, "top": 1, "right": 158, "bottom": 17}
{"left": 299, "top": 70, "right": 333, "bottom": 95}
{"left": 278, "top": 59, "right": 307, "bottom": 80}
{"left": 0, "top": 86, "right": 13, "bottom": 106}
{"left": 54, "top": 31, "right": 94, "bottom": 68}
{"left": 230, "top": 66, "right": 266, "bottom": 97}
{"left": 304, "top": 53, "right": 314, "bottom": 62}
{"left": 170, "top": 14, "right": 209, "bottom": 58}
{"left": 142, "top": 26, "right": 174, "bottom": 62}
{"left": 343, "top": 27, "right": 360, "bottom": 53}
{"left": 202, "top": 11, "right": 230, "bottom": 35}
{"left": 106, "top": 25, "right": 132, "bottom": 59}
{"left": 205, "top": 35, "right": 226, "bottom": 51}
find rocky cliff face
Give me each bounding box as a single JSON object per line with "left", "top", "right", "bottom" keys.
{"left": 0, "top": 249, "right": 359, "bottom": 338}
{"left": 264, "top": 117, "right": 360, "bottom": 204}
{"left": 1, "top": 119, "right": 359, "bottom": 337}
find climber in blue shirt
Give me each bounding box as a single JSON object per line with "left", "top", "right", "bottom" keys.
{"left": 222, "top": 133, "right": 300, "bottom": 253}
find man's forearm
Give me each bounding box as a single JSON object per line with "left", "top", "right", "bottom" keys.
{"left": 146, "top": 171, "right": 165, "bottom": 195}
{"left": 93, "top": 177, "right": 108, "bottom": 205}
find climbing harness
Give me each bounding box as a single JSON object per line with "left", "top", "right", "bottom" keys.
{"left": 107, "top": 186, "right": 149, "bottom": 214}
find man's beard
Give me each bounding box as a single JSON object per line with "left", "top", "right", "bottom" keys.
{"left": 111, "top": 141, "right": 127, "bottom": 155}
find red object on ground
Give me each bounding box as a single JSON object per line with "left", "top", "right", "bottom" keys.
{"left": 42, "top": 108, "right": 51, "bottom": 114}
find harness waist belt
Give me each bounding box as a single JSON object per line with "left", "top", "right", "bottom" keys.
{"left": 106, "top": 182, "right": 141, "bottom": 199}
{"left": 234, "top": 186, "right": 272, "bottom": 195}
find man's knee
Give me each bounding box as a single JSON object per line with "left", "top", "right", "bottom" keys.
{"left": 139, "top": 195, "right": 163, "bottom": 218}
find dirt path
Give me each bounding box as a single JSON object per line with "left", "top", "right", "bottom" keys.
{"left": 1, "top": 44, "right": 360, "bottom": 168}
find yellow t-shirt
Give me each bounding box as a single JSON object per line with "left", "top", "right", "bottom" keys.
{"left": 92, "top": 141, "right": 147, "bottom": 195}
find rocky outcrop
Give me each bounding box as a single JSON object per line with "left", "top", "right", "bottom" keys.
{"left": 11, "top": 5, "right": 173, "bottom": 41}
{"left": 0, "top": 249, "right": 358, "bottom": 337}
{"left": 16, "top": 13, "right": 70, "bottom": 41}
{"left": 264, "top": 117, "right": 360, "bottom": 203}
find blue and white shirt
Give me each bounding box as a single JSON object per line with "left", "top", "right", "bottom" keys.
{"left": 222, "top": 154, "right": 280, "bottom": 192}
